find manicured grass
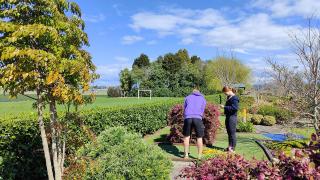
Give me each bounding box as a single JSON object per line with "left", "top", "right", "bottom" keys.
{"left": 0, "top": 95, "right": 182, "bottom": 117}
{"left": 144, "top": 125, "right": 270, "bottom": 160}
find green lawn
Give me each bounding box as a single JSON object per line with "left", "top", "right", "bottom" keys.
{"left": 144, "top": 126, "right": 270, "bottom": 160}
{"left": 0, "top": 95, "right": 182, "bottom": 117}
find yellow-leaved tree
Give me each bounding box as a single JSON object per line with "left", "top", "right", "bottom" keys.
{"left": 0, "top": 1, "right": 97, "bottom": 179}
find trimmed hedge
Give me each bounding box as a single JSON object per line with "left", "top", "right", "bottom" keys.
{"left": 261, "top": 115, "right": 276, "bottom": 126}
{"left": 257, "top": 105, "right": 293, "bottom": 124}
{"left": 0, "top": 99, "right": 181, "bottom": 180}
{"left": 251, "top": 114, "right": 264, "bottom": 125}
{"left": 64, "top": 127, "right": 172, "bottom": 179}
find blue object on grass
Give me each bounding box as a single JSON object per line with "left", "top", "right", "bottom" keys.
{"left": 262, "top": 133, "right": 305, "bottom": 142}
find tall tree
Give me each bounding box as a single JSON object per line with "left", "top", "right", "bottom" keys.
{"left": 191, "top": 55, "right": 201, "bottom": 64}
{"left": 176, "top": 49, "right": 190, "bottom": 62}
{"left": 204, "top": 57, "right": 251, "bottom": 91}
{"left": 119, "top": 68, "right": 132, "bottom": 96}
{"left": 0, "top": 1, "right": 97, "bottom": 179}
{"left": 132, "top": 53, "right": 150, "bottom": 68}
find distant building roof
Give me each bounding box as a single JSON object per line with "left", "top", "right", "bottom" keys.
{"left": 233, "top": 83, "right": 246, "bottom": 88}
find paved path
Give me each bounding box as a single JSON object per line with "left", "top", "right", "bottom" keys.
{"left": 255, "top": 124, "right": 287, "bottom": 134}
{"left": 170, "top": 160, "right": 193, "bottom": 180}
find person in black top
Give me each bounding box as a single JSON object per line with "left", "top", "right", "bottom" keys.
{"left": 220, "top": 86, "right": 239, "bottom": 152}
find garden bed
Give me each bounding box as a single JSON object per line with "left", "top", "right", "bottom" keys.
{"left": 144, "top": 126, "right": 270, "bottom": 160}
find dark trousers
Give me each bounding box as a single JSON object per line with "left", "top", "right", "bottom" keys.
{"left": 225, "top": 115, "right": 237, "bottom": 149}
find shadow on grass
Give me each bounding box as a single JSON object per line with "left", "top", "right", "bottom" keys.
{"left": 154, "top": 134, "right": 168, "bottom": 142}
{"left": 157, "top": 144, "right": 185, "bottom": 158}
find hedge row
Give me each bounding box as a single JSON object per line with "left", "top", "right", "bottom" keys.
{"left": 0, "top": 99, "right": 181, "bottom": 180}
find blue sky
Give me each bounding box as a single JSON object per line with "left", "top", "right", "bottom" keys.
{"left": 73, "top": 0, "right": 320, "bottom": 86}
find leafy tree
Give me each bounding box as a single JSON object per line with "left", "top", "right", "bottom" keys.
{"left": 204, "top": 57, "right": 251, "bottom": 91}
{"left": 162, "top": 53, "right": 183, "bottom": 74}
{"left": 132, "top": 53, "right": 150, "bottom": 68}
{"left": 0, "top": 1, "right": 97, "bottom": 179}
{"left": 176, "top": 49, "right": 190, "bottom": 62}
{"left": 191, "top": 55, "right": 201, "bottom": 64}
{"left": 119, "top": 68, "right": 132, "bottom": 96}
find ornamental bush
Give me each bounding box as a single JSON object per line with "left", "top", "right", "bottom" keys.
{"left": 261, "top": 115, "right": 276, "bottom": 126}
{"left": 0, "top": 99, "right": 180, "bottom": 180}
{"left": 251, "top": 114, "right": 263, "bottom": 125}
{"left": 237, "top": 121, "right": 255, "bottom": 132}
{"left": 64, "top": 127, "right": 172, "bottom": 179}
{"left": 167, "top": 103, "right": 220, "bottom": 145}
{"left": 179, "top": 133, "right": 320, "bottom": 180}
{"left": 179, "top": 153, "right": 320, "bottom": 180}
{"left": 257, "top": 105, "right": 293, "bottom": 124}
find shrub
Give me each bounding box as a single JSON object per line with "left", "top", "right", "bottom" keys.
{"left": 179, "top": 152, "right": 320, "bottom": 179}
{"left": 262, "top": 115, "right": 276, "bottom": 126}
{"left": 237, "top": 121, "right": 255, "bottom": 132}
{"left": 239, "top": 96, "right": 255, "bottom": 111}
{"left": 0, "top": 113, "right": 47, "bottom": 180}
{"left": 64, "top": 127, "right": 172, "bottom": 179}
{"left": 307, "top": 132, "right": 320, "bottom": 167}
{"left": 179, "top": 154, "right": 253, "bottom": 179}
{"left": 0, "top": 99, "right": 181, "bottom": 180}
{"left": 167, "top": 103, "right": 220, "bottom": 145}
{"left": 251, "top": 114, "right": 263, "bottom": 125}
{"left": 265, "top": 140, "right": 308, "bottom": 155}
{"left": 257, "top": 105, "right": 293, "bottom": 124}
{"left": 276, "top": 150, "right": 318, "bottom": 179}
{"left": 107, "top": 86, "right": 121, "bottom": 97}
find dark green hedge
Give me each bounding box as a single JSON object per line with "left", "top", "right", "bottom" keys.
{"left": 0, "top": 99, "right": 181, "bottom": 180}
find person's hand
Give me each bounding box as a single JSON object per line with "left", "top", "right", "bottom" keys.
{"left": 220, "top": 105, "right": 224, "bottom": 108}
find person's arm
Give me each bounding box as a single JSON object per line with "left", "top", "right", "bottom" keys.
{"left": 224, "top": 98, "right": 239, "bottom": 112}
{"left": 201, "top": 98, "right": 206, "bottom": 115}
{"left": 184, "top": 98, "right": 187, "bottom": 109}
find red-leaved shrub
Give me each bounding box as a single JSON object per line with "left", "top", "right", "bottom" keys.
{"left": 179, "top": 149, "right": 320, "bottom": 180}
{"left": 167, "top": 103, "right": 220, "bottom": 145}
{"left": 306, "top": 132, "right": 320, "bottom": 168}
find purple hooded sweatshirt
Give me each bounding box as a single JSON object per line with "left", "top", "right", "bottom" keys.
{"left": 184, "top": 91, "right": 207, "bottom": 119}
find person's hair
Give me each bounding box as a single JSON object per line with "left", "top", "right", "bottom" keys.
{"left": 193, "top": 85, "right": 200, "bottom": 91}
{"left": 222, "top": 86, "right": 237, "bottom": 93}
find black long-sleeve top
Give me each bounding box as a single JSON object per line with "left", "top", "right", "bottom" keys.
{"left": 224, "top": 95, "right": 239, "bottom": 116}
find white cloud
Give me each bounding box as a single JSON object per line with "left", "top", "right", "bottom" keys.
{"left": 252, "top": 0, "right": 320, "bottom": 18}
{"left": 181, "top": 38, "right": 194, "bottom": 45}
{"left": 96, "top": 63, "right": 131, "bottom": 86}
{"left": 83, "top": 13, "right": 106, "bottom": 23}
{"left": 129, "top": 8, "right": 301, "bottom": 51}
{"left": 203, "top": 13, "right": 300, "bottom": 50}
{"left": 122, "top": 35, "right": 144, "bottom": 44}
{"left": 115, "top": 56, "right": 129, "bottom": 62}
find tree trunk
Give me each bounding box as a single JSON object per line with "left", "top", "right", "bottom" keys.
{"left": 37, "top": 90, "right": 54, "bottom": 180}
{"left": 50, "top": 99, "right": 62, "bottom": 180}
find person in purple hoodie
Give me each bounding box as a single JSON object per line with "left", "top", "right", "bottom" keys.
{"left": 183, "top": 87, "right": 206, "bottom": 159}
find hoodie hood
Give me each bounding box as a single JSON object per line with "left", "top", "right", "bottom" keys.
{"left": 192, "top": 91, "right": 203, "bottom": 96}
